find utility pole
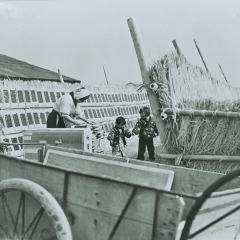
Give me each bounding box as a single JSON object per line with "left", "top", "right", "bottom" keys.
{"left": 102, "top": 65, "right": 109, "bottom": 85}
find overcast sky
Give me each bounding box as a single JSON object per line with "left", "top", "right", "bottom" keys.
{"left": 1, "top": 0, "right": 240, "bottom": 87}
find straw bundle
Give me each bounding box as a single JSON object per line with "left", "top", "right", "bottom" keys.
{"left": 148, "top": 52, "right": 240, "bottom": 172}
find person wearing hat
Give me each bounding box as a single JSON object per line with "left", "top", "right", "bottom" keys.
{"left": 47, "top": 87, "right": 93, "bottom": 128}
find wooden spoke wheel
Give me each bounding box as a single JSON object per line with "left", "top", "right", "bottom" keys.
{"left": 0, "top": 178, "right": 72, "bottom": 240}
{"left": 180, "top": 168, "right": 240, "bottom": 240}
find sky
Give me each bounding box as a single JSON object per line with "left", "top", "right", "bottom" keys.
{"left": 0, "top": 0, "right": 240, "bottom": 87}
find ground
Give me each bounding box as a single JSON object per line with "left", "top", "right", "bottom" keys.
{"left": 103, "top": 135, "right": 162, "bottom": 161}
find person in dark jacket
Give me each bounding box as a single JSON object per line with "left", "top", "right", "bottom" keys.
{"left": 107, "top": 116, "right": 132, "bottom": 157}
{"left": 132, "top": 107, "right": 159, "bottom": 161}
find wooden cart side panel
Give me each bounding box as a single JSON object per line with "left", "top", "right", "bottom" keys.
{"left": 44, "top": 149, "right": 174, "bottom": 191}
{"left": 65, "top": 173, "right": 184, "bottom": 240}
{"left": 0, "top": 155, "right": 66, "bottom": 205}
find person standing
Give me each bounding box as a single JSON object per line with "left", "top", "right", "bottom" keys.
{"left": 47, "top": 87, "right": 92, "bottom": 128}
{"left": 107, "top": 116, "right": 132, "bottom": 156}
{"left": 132, "top": 107, "right": 159, "bottom": 161}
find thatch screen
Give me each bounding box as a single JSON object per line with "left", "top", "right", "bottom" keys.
{"left": 149, "top": 52, "right": 240, "bottom": 173}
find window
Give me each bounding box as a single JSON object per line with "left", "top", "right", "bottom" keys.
{"left": 31, "top": 91, "right": 37, "bottom": 102}
{"left": 0, "top": 90, "right": 3, "bottom": 103}
{"left": 18, "top": 91, "right": 24, "bottom": 103}
{"left": 13, "top": 114, "right": 20, "bottom": 127}
{"left": 10, "top": 90, "right": 17, "bottom": 103}
{"left": 96, "top": 109, "right": 101, "bottom": 118}
{"left": 104, "top": 108, "right": 108, "bottom": 117}
{"left": 27, "top": 113, "right": 34, "bottom": 125}
{"left": 88, "top": 109, "right": 93, "bottom": 119}
{"left": 44, "top": 91, "right": 50, "bottom": 103}
{"left": 3, "top": 90, "right": 9, "bottom": 103}
{"left": 111, "top": 108, "right": 115, "bottom": 116}
{"left": 101, "top": 94, "right": 106, "bottom": 102}
{"left": 100, "top": 109, "right": 105, "bottom": 117}
{"left": 24, "top": 91, "right": 31, "bottom": 102}
{"left": 84, "top": 109, "right": 89, "bottom": 119}
{"left": 33, "top": 113, "right": 40, "bottom": 124}
{"left": 92, "top": 109, "right": 98, "bottom": 118}
{"left": 94, "top": 94, "right": 99, "bottom": 103}
{"left": 50, "top": 92, "right": 56, "bottom": 102}
{"left": 5, "top": 115, "right": 13, "bottom": 127}
{"left": 40, "top": 113, "right": 46, "bottom": 124}
{"left": 37, "top": 91, "right": 43, "bottom": 103}
{"left": 20, "top": 114, "right": 27, "bottom": 126}
{"left": 90, "top": 95, "right": 94, "bottom": 102}
{"left": 97, "top": 94, "right": 102, "bottom": 102}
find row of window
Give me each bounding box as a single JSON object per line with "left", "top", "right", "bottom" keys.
{"left": 0, "top": 89, "right": 148, "bottom": 105}
{"left": 0, "top": 110, "right": 50, "bottom": 130}
{"left": 0, "top": 105, "right": 150, "bottom": 130}
{"left": 84, "top": 105, "right": 149, "bottom": 119}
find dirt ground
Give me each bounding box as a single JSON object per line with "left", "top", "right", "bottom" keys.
{"left": 103, "top": 135, "right": 162, "bottom": 161}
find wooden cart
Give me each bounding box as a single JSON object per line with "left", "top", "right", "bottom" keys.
{"left": 0, "top": 139, "right": 240, "bottom": 240}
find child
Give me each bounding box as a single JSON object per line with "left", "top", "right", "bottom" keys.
{"left": 132, "top": 107, "right": 159, "bottom": 161}
{"left": 107, "top": 116, "right": 132, "bottom": 157}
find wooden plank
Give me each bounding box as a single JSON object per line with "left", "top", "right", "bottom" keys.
{"left": 44, "top": 149, "right": 174, "bottom": 190}
{"left": 66, "top": 173, "right": 183, "bottom": 240}
{"left": 0, "top": 155, "right": 66, "bottom": 205}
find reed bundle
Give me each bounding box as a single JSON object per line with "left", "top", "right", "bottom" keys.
{"left": 149, "top": 52, "right": 240, "bottom": 171}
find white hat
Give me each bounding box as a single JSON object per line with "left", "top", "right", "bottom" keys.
{"left": 73, "top": 87, "right": 90, "bottom": 100}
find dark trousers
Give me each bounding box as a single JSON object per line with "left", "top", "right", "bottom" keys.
{"left": 137, "top": 137, "right": 155, "bottom": 161}
{"left": 47, "top": 110, "right": 66, "bottom": 128}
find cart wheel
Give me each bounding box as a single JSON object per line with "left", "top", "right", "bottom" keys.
{"left": 0, "top": 178, "right": 72, "bottom": 240}
{"left": 180, "top": 168, "right": 240, "bottom": 240}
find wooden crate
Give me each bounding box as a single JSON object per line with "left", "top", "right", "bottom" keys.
{"left": 22, "top": 128, "right": 92, "bottom": 161}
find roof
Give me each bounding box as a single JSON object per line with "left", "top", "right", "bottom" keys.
{"left": 0, "top": 54, "right": 80, "bottom": 83}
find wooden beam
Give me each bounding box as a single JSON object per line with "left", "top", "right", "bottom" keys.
{"left": 194, "top": 39, "right": 209, "bottom": 72}
{"left": 58, "top": 69, "right": 64, "bottom": 83}
{"left": 157, "top": 153, "right": 240, "bottom": 162}
{"left": 127, "top": 18, "right": 166, "bottom": 152}
{"left": 102, "top": 65, "right": 109, "bottom": 84}
{"left": 172, "top": 39, "right": 181, "bottom": 55}
{"left": 218, "top": 64, "right": 229, "bottom": 84}
{"left": 159, "top": 108, "right": 240, "bottom": 118}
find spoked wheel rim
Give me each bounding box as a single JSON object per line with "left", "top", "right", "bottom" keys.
{"left": 180, "top": 168, "right": 240, "bottom": 240}
{"left": 0, "top": 178, "right": 72, "bottom": 240}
